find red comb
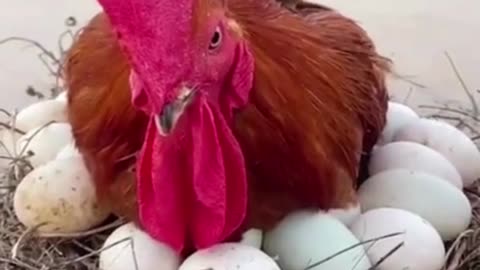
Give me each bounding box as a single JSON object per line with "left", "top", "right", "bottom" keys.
{"left": 97, "top": 0, "right": 195, "bottom": 112}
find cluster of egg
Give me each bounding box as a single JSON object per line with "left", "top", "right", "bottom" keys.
{"left": 99, "top": 100, "right": 478, "bottom": 270}
{"left": 0, "top": 92, "right": 111, "bottom": 234}
{"left": 3, "top": 95, "right": 477, "bottom": 270}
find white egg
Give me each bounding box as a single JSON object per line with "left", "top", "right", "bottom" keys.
{"left": 180, "top": 243, "right": 279, "bottom": 270}
{"left": 358, "top": 169, "right": 471, "bottom": 241}
{"left": 350, "top": 208, "right": 445, "bottom": 270}
{"left": 263, "top": 211, "right": 371, "bottom": 270}
{"left": 17, "top": 123, "right": 73, "bottom": 167}
{"left": 0, "top": 129, "right": 20, "bottom": 195}
{"left": 377, "top": 102, "right": 419, "bottom": 145}
{"left": 15, "top": 100, "right": 67, "bottom": 132}
{"left": 0, "top": 172, "right": 8, "bottom": 196}
{"left": 100, "top": 222, "right": 179, "bottom": 270}
{"left": 393, "top": 118, "right": 480, "bottom": 186}
{"left": 56, "top": 143, "right": 81, "bottom": 160}
{"left": 369, "top": 141, "right": 462, "bottom": 189}
{"left": 55, "top": 91, "right": 68, "bottom": 102}
{"left": 13, "top": 156, "right": 110, "bottom": 233}
{"left": 326, "top": 203, "right": 361, "bottom": 226}
{"left": 239, "top": 228, "right": 263, "bottom": 249}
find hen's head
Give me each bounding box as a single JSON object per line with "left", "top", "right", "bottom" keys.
{"left": 99, "top": 0, "right": 253, "bottom": 134}
{"left": 98, "top": 0, "right": 254, "bottom": 252}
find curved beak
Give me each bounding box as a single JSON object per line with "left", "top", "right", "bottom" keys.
{"left": 154, "top": 86, "right": 197, "bottom": 136}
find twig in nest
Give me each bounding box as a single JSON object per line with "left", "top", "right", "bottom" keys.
{"left": 2, "top": 118, "right": 56, "bottom": 182}
{"left": 0, "top": 144, "right": 13, "bottom": 160}
{"left": 471, "top": 135, "right": 480, "bottom": 141}
{"left": 16, "top": 120, "right": 56, "bottom": 158}
{"left": 58, "top": 30, "right": 74, "bottom": 56}
{"left": 367, "top": 242, "right": 404, "bottom": 270}
{"left": 0, "top": 185, "right": 15, "bottom": 190}
{"left": 0, "top": 37, "right": 59, "bottom": 65}
{"left": 0, "top": 108, "right": 12, "bottom": 117}
{"left": 444, "top": 51, "right": 478, "bottom": 117}
{"left": 0, "top": 107, "right": 26, "bottom": 134}
{"left": 402, "top": 87, "right": 414, "bottom": 105}
{"left": 420, "top": 104, "right": 480, "bottom": 140}
{"left": 38, "top": 53, "right": 58, "bottom": 78}
{"left": 39, "top": 218, "right": 125, "bottom": 238}
{"left": 304, "top": 232, "right": 404, "bottom": 270}
{"left": 11, "top": 223, "right": 48, "bottom": 260}
{"left": 0, "top": 122, "right": 26, "bottom": 135}
{"left": 54, "top": 236, "right": 140, "bottom": 270}
{"left": 0, "top": 27, "right": 77, "bottom": 99}
{"left": 0, "top": 37, "right": 62, "bottom": 96}
{"left": 72, "top": 240, "right": 95, "bottom": 253}
{"left": 391, "top": 72, "right": 427, "bottom": 89}
{"left": 0, "top": 258, "right": 40, "bottom": 270}
{"left": 420, "top": 105, "right": 480, "bottom": 122}
{"left": 10, "top": 219, "right": 125, "bottom": 265}
{"left": 65, "top": 16, "right": 77, "bottom": 27}
{"left": 442, "top": 229, "right": 474, "bottom": 270}
{"left": 454, "top": 241, "right": 480, "bottom": 269}
{"left": 426, "top": 115, "right": 480, "bottom": 137}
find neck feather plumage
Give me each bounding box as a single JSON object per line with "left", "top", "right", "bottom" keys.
{"left": 226, "top": 0, "right": 390, "bottom": 227}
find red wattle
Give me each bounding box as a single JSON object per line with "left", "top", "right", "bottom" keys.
{"left": 136, "top": 97, "right": 247, "bottom": 253}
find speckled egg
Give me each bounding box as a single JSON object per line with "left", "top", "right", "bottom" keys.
{"left": 14, "top": 156, "right": 110, "bottom": 233}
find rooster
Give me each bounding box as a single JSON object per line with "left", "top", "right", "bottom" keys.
{"left": 65, "top": 0, "right": 390, "bottom": 253}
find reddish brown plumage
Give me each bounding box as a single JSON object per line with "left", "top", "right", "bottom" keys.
{"left": 228, "top": 0, "right": 390, "bottom": 229}
{"left": 64, "top": 14, "right": 147, "bottom": 220}
{"left": 64, "top": 0, "right": 389, "bottom": 233}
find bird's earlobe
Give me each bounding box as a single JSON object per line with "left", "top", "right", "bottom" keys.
{"left": 221, "top": 42, "right": 254, "bottom": 120}
{"left": 227, "top": 19, "right": 243, "bottom": 38}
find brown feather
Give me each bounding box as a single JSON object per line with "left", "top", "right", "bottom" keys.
{"left": 64, "top": 13, "right": 146, "bottom": 220}
{"left": 227, "top": 0, "right": 390, "bottom": 228}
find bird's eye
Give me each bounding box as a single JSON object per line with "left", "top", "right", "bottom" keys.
{"left": 208, "top": 26, "right": 222, "bottom": 50}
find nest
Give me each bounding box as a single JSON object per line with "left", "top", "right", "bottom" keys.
{"left": 1, "top": 16, "right": 480, "bottom": 270}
